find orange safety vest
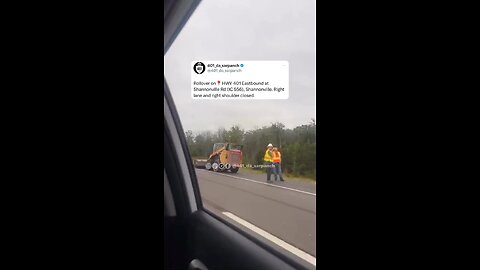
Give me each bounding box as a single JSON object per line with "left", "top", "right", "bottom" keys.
{"left": 273, "top": 151, "right": 281, "bottom": 163}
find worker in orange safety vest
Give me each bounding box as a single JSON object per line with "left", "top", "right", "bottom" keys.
{"left": 272, "top": 147, "right": 284, "bottom": 182}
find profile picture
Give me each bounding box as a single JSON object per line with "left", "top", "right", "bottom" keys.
{"left": 193, "top": 62, "right": 205, "bottom": 74}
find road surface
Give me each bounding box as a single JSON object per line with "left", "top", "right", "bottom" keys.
{"left": 195, "top": 168, "right": 316, "bottom": 258}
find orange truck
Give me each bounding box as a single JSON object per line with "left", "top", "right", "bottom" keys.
{"left": 193, "top": 143, "right": 243, "bottom": 173}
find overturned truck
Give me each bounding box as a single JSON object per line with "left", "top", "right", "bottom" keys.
{"left": 193, "top": 143, "right": 243, "bottom": 173}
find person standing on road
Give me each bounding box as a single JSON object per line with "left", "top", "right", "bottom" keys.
{"left": 272, "top": 147, "right": 284, "bottom": 182}
{"left": 263, "top": 143, "right": 274, "bottom": 182}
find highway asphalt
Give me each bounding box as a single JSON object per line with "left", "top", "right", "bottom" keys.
{"left": 195, "top": 168, "right": 316, "bottom": 257}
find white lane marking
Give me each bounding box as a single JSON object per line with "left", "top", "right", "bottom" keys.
{"left": 222, "top": 211, "right": 316, "bottom": 266}
{"left": 199, "top": 170, "right": 316, "bottom": 196}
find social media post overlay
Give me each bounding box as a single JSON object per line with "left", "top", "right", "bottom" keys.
{"left": 191, "top": 61, "right": 289, "bottom": 100}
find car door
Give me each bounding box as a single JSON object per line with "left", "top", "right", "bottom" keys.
{"left": 164, "top": 1, "right": 315, "bottom": 269}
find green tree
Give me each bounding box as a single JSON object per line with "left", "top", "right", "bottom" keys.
{"left": 225, "top": 125, "right": 244, "bottom": 143}
{"left": 184, "top": 119, "right": 316, "bottom": 180}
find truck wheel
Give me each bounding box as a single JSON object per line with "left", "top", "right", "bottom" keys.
{"left": 212, "top": 157, "right": 220, "bottom": 172}
{"left": 231, "top": 167, "right": 239, "bottom": 173}
{"left": 205, "top": 162, "right": 212, "bottom": 170}
{"left": 218, "top": 163, "right": 225, "bottom": 172}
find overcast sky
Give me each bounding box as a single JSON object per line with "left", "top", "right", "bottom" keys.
{"left": 165, "top": 0, "right": 315, "bottom": 134}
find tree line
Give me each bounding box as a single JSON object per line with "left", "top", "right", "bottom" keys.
{"left": 185, "top": 119, "right": 316, "bottom": 180}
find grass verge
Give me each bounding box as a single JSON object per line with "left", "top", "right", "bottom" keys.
{"left": 241, "top": 167, "right": 316, "bottom": 184}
